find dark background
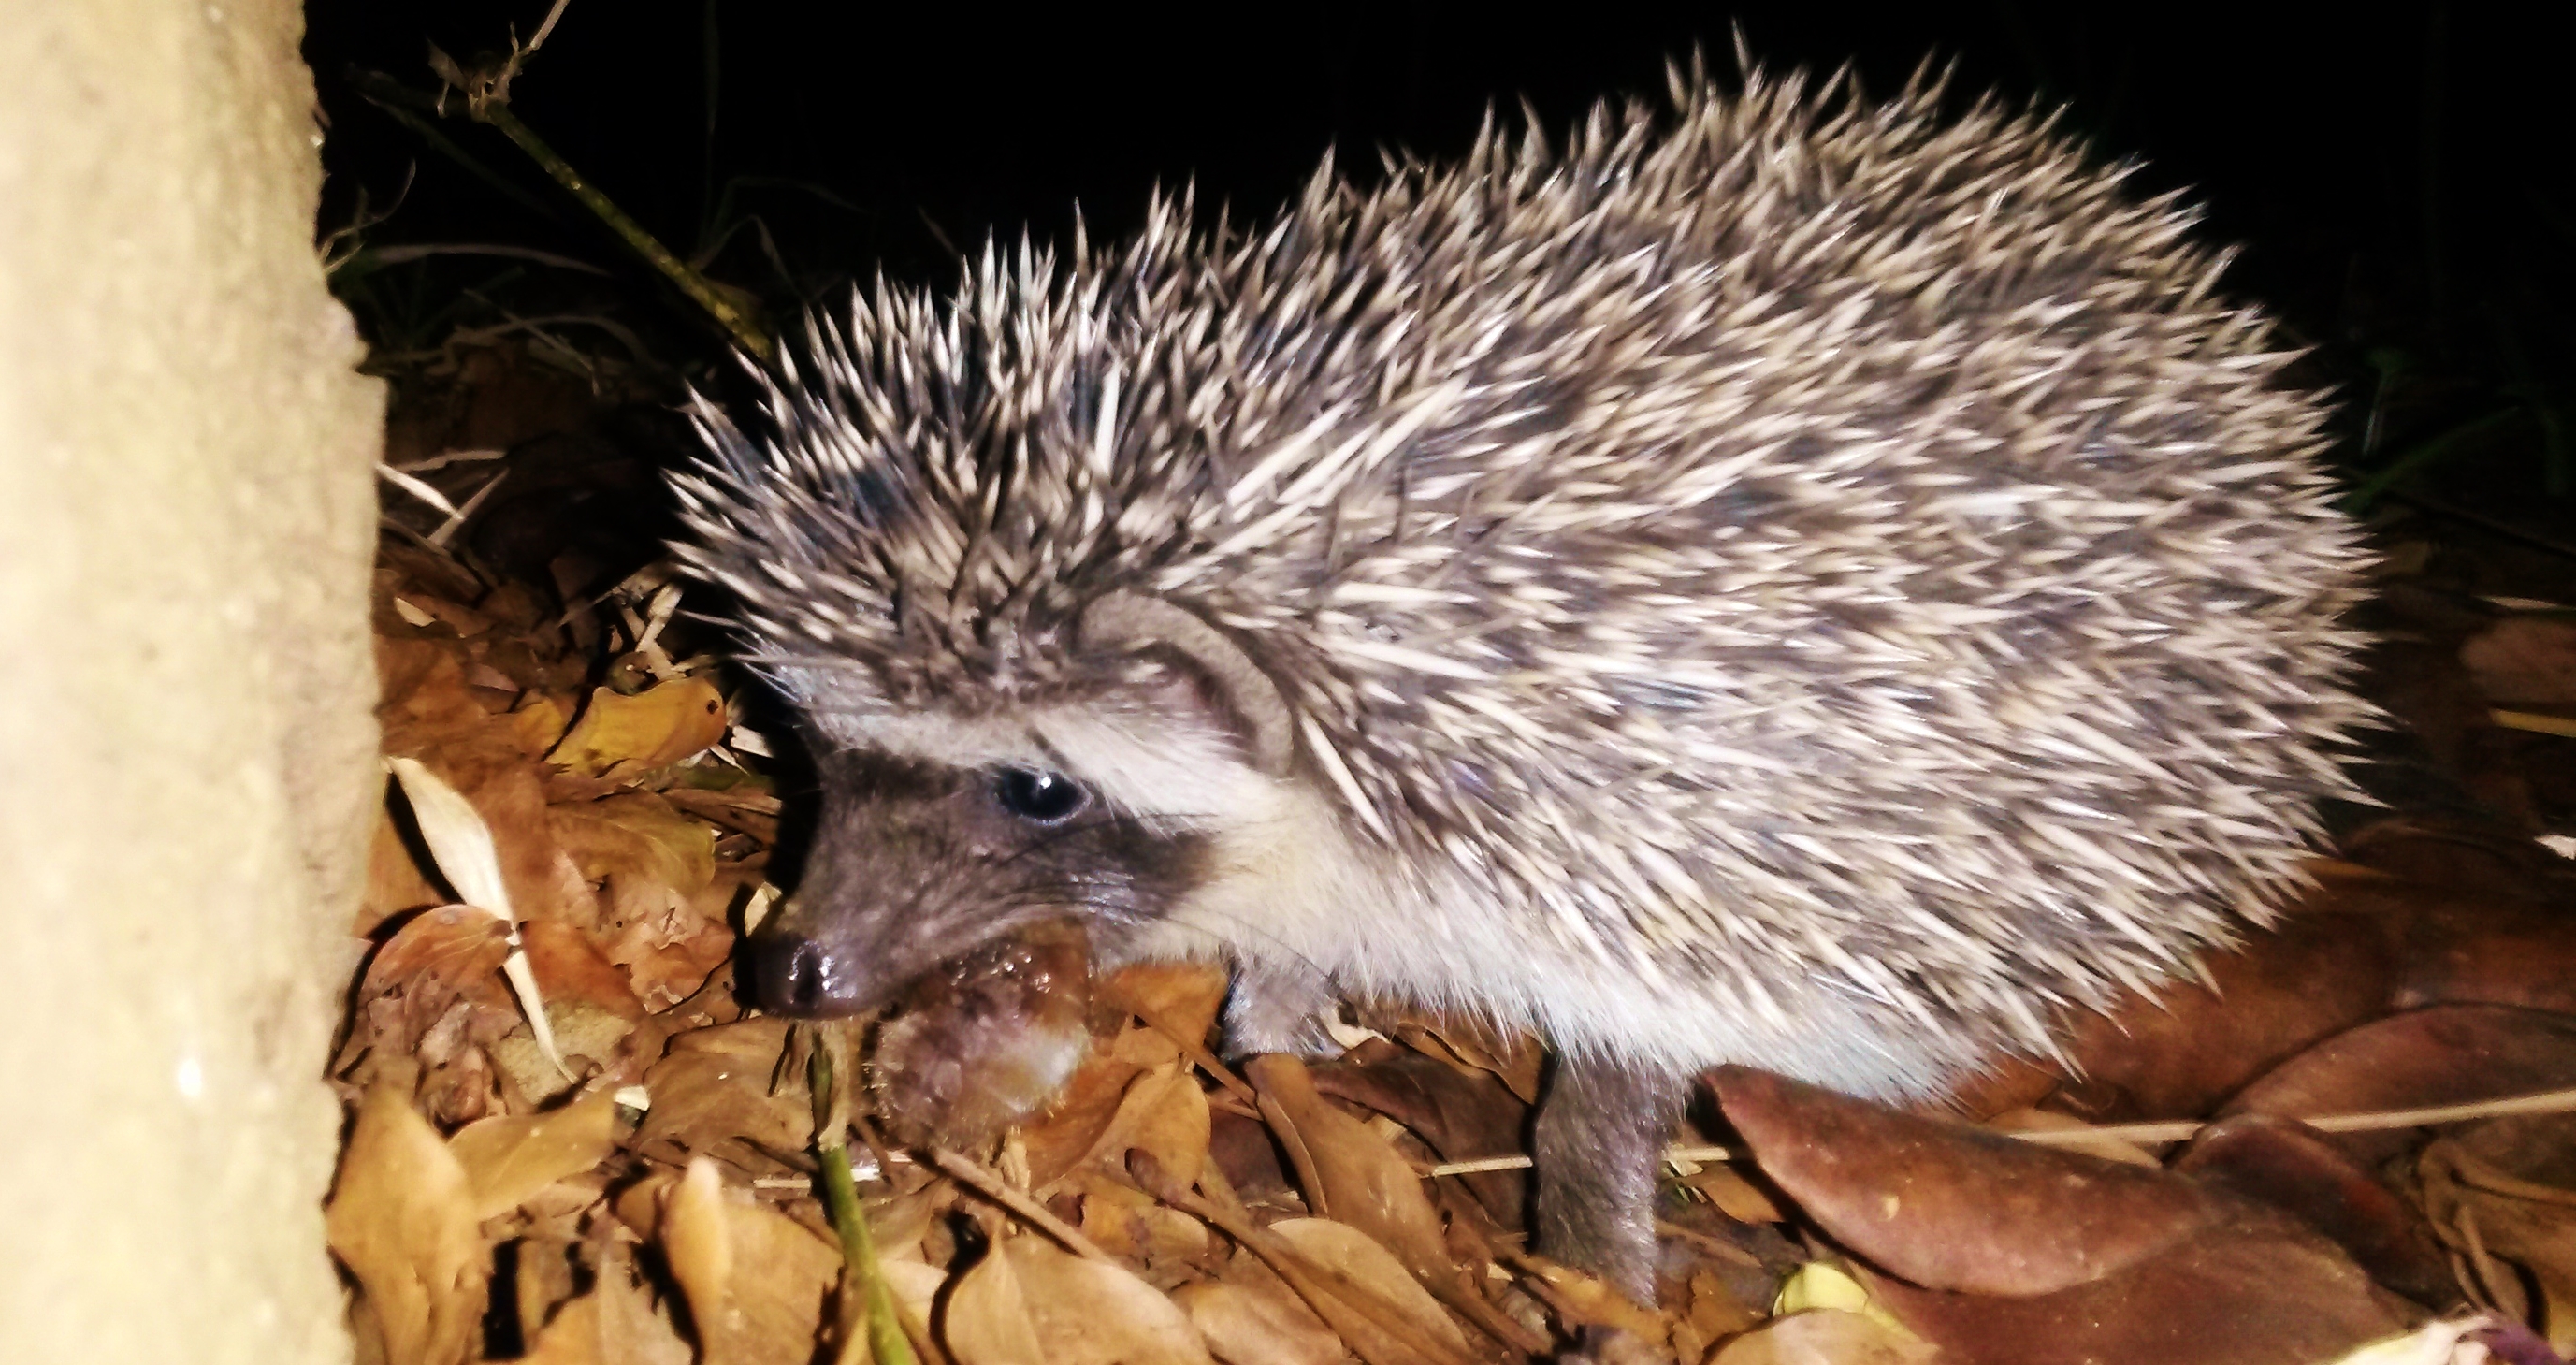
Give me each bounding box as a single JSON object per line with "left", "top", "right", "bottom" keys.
{"left": 306, "top": 3, "right": 2568, "bottom": 485}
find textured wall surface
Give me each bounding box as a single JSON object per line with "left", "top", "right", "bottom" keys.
{"left": 0, "top": 2, "right": 383, "bottom": 1362}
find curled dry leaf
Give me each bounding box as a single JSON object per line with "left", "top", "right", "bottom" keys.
{"left": 2177, "top": 1112, "right": 2458, "bottom": 1308}
{"left": 2221, "top": 1004, "right": 2576, "bottom": 1169}
{"left": 1714, "top": 1067, "right": 2401, "bottom": 1365}
{"left": 325, "top": 1083, "right": 489, "bottom": 1365}
{"left": 340, "top": 903, "right": 517, "bottom": 1067}
{"left": 945, "top": 1234, "right": 1215, "bottom": 1365}
{"left": 548, "top": 677, "right": 729, "bottom": 777}
{"left": 1385, "top": 1016, "right": 1544, "bottom": 1105}
{"left": 658, "top": 1157, "right": 843, "bottom": 1365}
{"left": 447, "top": 1088, "right": 624, "bottom": 1221}
{"left": 2418, "top": 1134, "right": 2576, "bottom": 1342}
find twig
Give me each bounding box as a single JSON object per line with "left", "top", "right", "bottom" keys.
{"left": 922, "top": 1146, "right": 1110, "bottom": 1263}
{"left": 1425, "top": 1082, "right": 2576, "bottom": 1177}
{"left": 406, "top": 3, "right": 774, "bottom": 361}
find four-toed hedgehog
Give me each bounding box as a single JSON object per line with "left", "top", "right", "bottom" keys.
{"left": 673, "top": 59, "right": 2374, "bottom": 1297}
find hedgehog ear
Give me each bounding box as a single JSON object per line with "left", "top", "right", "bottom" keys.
{"left": 1079, "top": 592, "right": 1295, "bottom": 776}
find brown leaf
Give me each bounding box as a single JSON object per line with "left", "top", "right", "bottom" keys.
{"left": 944, "top": 1234, "right": 1214, "bottom": 1365}
{"left": 549, "top": 678, "right": 728, "bottom": 777}
{"left": 1385, "top": 1017, "right": 1544, "bottom": 1106}
{"left": 1313, "top": 1047, "right": 1530, "bottom": 1227}
{"left": 1714, "top": 1067, "right": 2399, "bottom": 1365}
{"left": 518, "top": 1289, "right": 609, "bottom": 1365}
{"left": 633, "top": 1018, "right": 814, "bottom": 1177}
{"left": 1045, "top": 1061, "right": 1210, "bottom": 1198}
{"left": 361, "top": 804, "right": 451, "bottom": 937}
{"left": 2463, "top": 616, "right": 2576, "bottom": 705}
{"left": 325, "top": 1083, "right": 490, "bottom": 1365}
{"left": 519, "top": 920, "right": 648, "bottom": 1021}
{"left": 1171, "top": 1275, "right": 1349, "bottom": 1365}
{"left": 2176, "top": 1112, "right": 2456, "bottom": 1307}
{"left": 509, "top": 691, "right": 576, "bottom": 757}
{"left": 1265, "top": 1220, "right": 1467, "bottom": 1354}
{"left": 2420, "top": 1128, "right": 2576, "bottom": 1338}
{"left": 448, "top": 1089, "right": 623, "bottom": 1221}
{"left": 1067, "top": 1169, "right": 1216, "bottom": 1267}
{"left": 1101, "top": 961, "right": 1231, "bottom": 1053}
{"left": 1245, "top": 1055, "right": 1452, "bottom": 1288}
{"left": 2221, "top": 1004, "right": 2576, "bottom": 1169}
{"left": 658, "top": 1157, "right": 842, "bottom": 1365}
{"left": 553, "top": 792, "right": 719, "bottom": 897}
{"left": 2022, "top": 891, "right": 2398, "bottom": 1122}
{"left": 335, "top": 903, "right": 518, "bottom": 1097}
{"left": 1717, "top": 1066, "right": 2208, "bottom": 1295}
{"left": 1021, "top": 1034, "right": 1160, "bottom": 1191}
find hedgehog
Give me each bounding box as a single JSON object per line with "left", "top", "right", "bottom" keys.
{"left": 671, "top": 58, "right": 2374, "bottom": 1300}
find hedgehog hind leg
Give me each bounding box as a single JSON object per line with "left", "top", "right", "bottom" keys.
{"left": 1533, "top": 1053, "right": 1689, "bottom": 1305}
{"left": 1221, "top": 957, "right": 1344, "bottom": 1057}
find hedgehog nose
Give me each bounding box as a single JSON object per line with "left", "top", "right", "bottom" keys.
{"left": 744, "top": 931, "right": 871, "bottom": 1017}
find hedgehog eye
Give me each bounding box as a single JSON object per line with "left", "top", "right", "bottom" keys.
{"left": 993, "top": 767, "right": 1090, "bottom": 824}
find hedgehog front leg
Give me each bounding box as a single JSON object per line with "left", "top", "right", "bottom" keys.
{"left": 1533, "top": 1053, "right": 1688, "bottom": 1305}
{"left": 1221, "top": 956, "right": 1344, "bottom": 1056}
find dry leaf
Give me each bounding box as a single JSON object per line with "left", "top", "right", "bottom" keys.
{"left": 1102, "top": 962, "right": 1232, "bottom": 1053}
{"left": 1246, "top": 1055, "right": 1452, "bottom": 1287}
{"left": 325, "top": 1083, "right": 489, "bottom": 1365}
{"left": 1708, "top": 1308, "right": 1940, "bottom": 1364}
{"left": 2462, "top": 616, "right": 2576, "bottom": 705}
{"left": 1172, "top": 1274, "right": 1348, "bottom": 1365}
{"left": 1022, "top": 1024, "right": 1167, "bottom": 1189}
{"left": 1048, "top": 1061, "right": 1210, "bottom": 1198}
{"left": 550, "top": 678, "right": 728, "bottom": 777}
{"left": 1266, "top": 1219, "right": 1467, "bottom": 1353}
{"left": 945, "top": 1235, "right": 1214, "bottom": 1365}
{"left": 448, "top": 1089, "right": 623, "bottom": 1220}
{"left": 659, "top": 1156, "right": 843, "bottom": 1365}
{"left": 633, "top": 1018, "right": 815, "bottom": 1177}
{"left": 1677, "top": 1162, "right": 1785, "bottom": 1224}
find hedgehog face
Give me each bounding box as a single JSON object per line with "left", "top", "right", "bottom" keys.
{"left": 742, "top": 747, "right": 1215, "bottom": 1018}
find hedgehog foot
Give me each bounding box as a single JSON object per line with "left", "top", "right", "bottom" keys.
{"left": 1534, "top": 1053, "right": 1688, "bottom": 1306}
{"left": 1221, "top": 957, "right": 1343, "bottom": 1056}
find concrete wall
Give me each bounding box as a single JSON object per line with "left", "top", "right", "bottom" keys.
{"left": 0, "top": 2, "right": 383, "bottom": 1361}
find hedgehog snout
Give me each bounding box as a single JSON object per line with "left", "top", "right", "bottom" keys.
{"left": 743, "top": 928, "right": 879, "bottom": 1018}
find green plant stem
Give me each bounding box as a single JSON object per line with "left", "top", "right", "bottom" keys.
{"left": 475, "top": 99, "right": 774, "bottom": 362}
{"left": 808, "top": 1035, "right": 915, "bottom": 1365}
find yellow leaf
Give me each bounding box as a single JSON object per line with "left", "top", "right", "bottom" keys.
{"left": 550, "top": 679, "right": 727, "bottom": 777}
